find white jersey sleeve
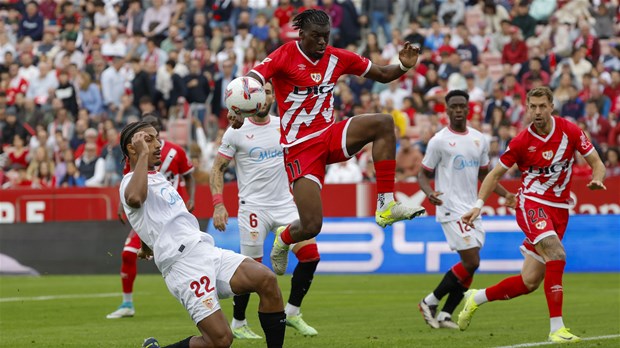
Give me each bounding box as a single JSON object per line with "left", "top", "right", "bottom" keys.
{"left": 480, "top": 135, "right": 490, "bottom": 168}
{"left": 421, "top": 136, "right": 442, "bottom": 171}
{"left": 218, "top": 128, "right": 238, "bottom": 159}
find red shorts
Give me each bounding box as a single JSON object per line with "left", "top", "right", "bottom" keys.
{"left": 515, "top": 196, "right": 569, "bottom": 261}
{"left": 123, "top": 230, "right": 142, "bottom": 253}
{"left": 283, "top": 119, "right": 353, "bottom": 188}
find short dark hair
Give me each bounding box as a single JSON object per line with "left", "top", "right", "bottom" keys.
{"left": 120, "top": 121, "right": 151, "bottom": 159}
{"left": 445, "top": 89, "right": 470, "bottom": 104}
{"left": 292, "top": 9, "right": 330, "bottom": 31}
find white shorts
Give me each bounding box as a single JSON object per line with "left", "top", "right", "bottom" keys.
{"left": 163, "top": 240, "right": 248, "bottom": 324}
{"left": 441, "top": 219, "right": 485, "bottom": 251}
{"left": 238, "top": 204, "right": 299, "bottom": 259}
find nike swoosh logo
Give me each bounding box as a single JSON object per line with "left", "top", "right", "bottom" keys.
{"left": 556, "top": 335, "right": 575, "bottom": 340}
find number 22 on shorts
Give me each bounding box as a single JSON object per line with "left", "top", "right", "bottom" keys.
{"left": 189, "top": 276, "right": 215, "bottom": 297}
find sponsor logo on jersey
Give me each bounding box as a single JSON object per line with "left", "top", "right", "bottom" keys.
{"left": 310, "top": 73, "right": 322, "bottom": 83}
{"left": 580, "top": 133, "right": 590, "bottom": 150}
{"left": 246, "top": 134, "right": 254, "bottom": 140}
{"left": 528, "top": 146, "right": 537, "bottom": 152}
{"left": 160, "top": 187, "right": 183, "bottom": 206}
{"left": 202, "top": 297, "right": 215, "bottom": 310}
{"left": 452, "top": 155, "right": 480, "bottom": 170}
{"left": 535, "top": 220, "right": 547, "bottom": 230}
{"left": 449, "top": 142, "right": 456, "bottom": 147}
{"left": 292, "top": 83, "right": 335, "bottom": 96}
{"left": 298, "top": 64, "right": 306, "bottom": 70}
{"left": 527, "top": 160, "right": 570, "bottom": 175}
{"left": 542, "top": 150, "right": 554, "bottom": 160}
{"left": 249, "top": 146, "right": 284, "bottom": 163}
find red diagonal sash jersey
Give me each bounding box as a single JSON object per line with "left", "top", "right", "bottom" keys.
{"left": 123, "top": 140, "right": 194, "bottom": 192}
{"left": 499, "top": 116, "right": 594, "bottom": 208}
{"left": 250, "top": 41, "right": 372, "bottom": 147}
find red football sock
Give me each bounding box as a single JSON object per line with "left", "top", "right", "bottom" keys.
{"left": 374, "top": 160, "right": 396, "bottom": 194}
{"left": 120, "top": 250, "right": 137, "bottom": 294}
{"left": 544, "top": 260, "right": 566, "bottom": 318}
{"left": 486, "top": 275, "right": 531, "bottom": 301}
{"left": 451, "top": 262, "right": 473, "bottom": 288}
{"left": 280, "top": 225, "right": 294, "bottom": 245}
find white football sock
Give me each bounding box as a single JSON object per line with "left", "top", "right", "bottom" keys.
{"left": 122, "top": 293, "right": 133, "bottom": 303}
{"left": 437, "top": 311, "right": 451, "bottom": 321}
{"left": 424, "top": 293, "right": 439, "bottom": 306}
{"left": 377, "top": 193, "right": 394, "bottom": 212}
{"left": 285, "top": 303, "right": 300, "bottom": 317}
{"left": 550, "top": 317, "right": 565, "bottom": 333}
{"left": 231, "top": 318, "right": 247, "bottom": 329}
{"left": 474, "top": 289, "right": 489, "bottom": 305}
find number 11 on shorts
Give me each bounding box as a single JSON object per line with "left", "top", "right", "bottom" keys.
{"left": 286, "top": 159, "right": 301, "bottom": 179}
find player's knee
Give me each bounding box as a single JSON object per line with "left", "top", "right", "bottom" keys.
{"left": 522, "top": 273, "right": 543, "bottom": 292}
{"left": 257, "top": 269, "right": 280, "bottom": 296}
{"left": 210, "top": 331, "right": 233, "bottom": 348}
{"left": 121, "top": 250, "right": 137, "bottom": 265}
{"left": 463, "top": 259, "right": 480, "bottom": 274}
{"left": 545, "top": 249, "right": 566, "bottom": 261}
{"left": 301, "top": 218, "right": 322, "bottom": 239}
{"left": 377, "top": 113, "right": 395, "bottom": 132}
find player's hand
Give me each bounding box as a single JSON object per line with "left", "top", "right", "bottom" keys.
{"left": 227, "top": 111, "right": 244, "bottom": 129}
{"left": 462, "top": 208, "right": 481, "bottom": 229}
{"left": 504, "top": 192, "right": 517, "bottom": 208}
{"left": 427, "top": 191, "right": 444, "bottom": 206}
{"left": 137, "top": 247, "right": 153, "bottom": 260}
{"left": 185, "top": 199, "right": 195, "bottom": 212}
{"left": 398, "top": 42, "right": 420, "bottom": 70}
{"left": 586, "top": 180, "right": 606, "bottom": 190}
{"left": 213, "top": 205, "right": 229, "bottom": 232}
{"left": 131, "top": 131, "right": 149, "bottom": 155}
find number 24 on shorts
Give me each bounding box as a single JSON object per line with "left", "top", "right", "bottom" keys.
{"left": 189, "top": 276, "right": 215, "bottom": 297}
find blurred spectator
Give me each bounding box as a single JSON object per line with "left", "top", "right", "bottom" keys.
{"left": 251, "top": 12, "right": 270, "bottom": 41}
{"left": 211, "top": 59, "right": 237, "bottom": 128}
{"left": 573, "top": 22, "right": 600, "bottom": 64}
{"left": 32, "top": 160, "right": 55, "bottom": 188}
{"left": 77, "top": 72, "right": 104, "bottom": 118}
{"left": 55, "top": 70, "right": 79, "bottom": 117}
{"left": 74, "top": 128, "right": 102, "bottom": 159}
{"left": 581, "top": 100, "right": 611, "bottom": 146}
{"left": 572, "top": 151, "right": 593, "bottom": 179}
{"left": 101, "top": 55, "right": 127, "bottom": 114}
{"left": 115, "top": 94, "right": 141, "bottom": 127}
{"left": 564, "top": 47, "right": 592, "bottom": 88}
{"left": 511, "top": 1, "right": 536, "bottom": 40}
{"left": 2, "top": 110, "right": 29, "bottom": 147}
{"left": 538, "top": 16, "right": 571, "bottom": 59}
{"left": 25, "top": 61, "right": 57, "bottom": 105}
{"left": 18, "top": 1, "right": 44, "bottom": 42}
{"left": 142, "top": 0, "right": 171, "bottom": 44}
{"left": 522, "top": 58, "right": 550, "bottom": 91}
{"left": 438, "top": 0, "right": 464, "bottom": 28}
{"left": 93, "top": 0, "right": 119, "bottom": 30}
{"left": 59, "top": 161, "right": 85, "bottom": 187}
{"left": 395, "top": 137, "right": 422, "bottom": 182}
{"left": 5, "top": 134, "right": 29, "bottom": 170}
{"left": 274, "top": 0, "right": 295, "bottom": 27}
{"left": 26, "top": 145, "right": 53, "bottom": 180}
{"left": 605, "top": 147, "right": 620, "bottom": 177}
{"left": 76, "top": 142, "right": 105, "bottom": 187}
{"left": 416, "top": 0, "right": 437, "bottom": 28}
{"left": 325, "top": 158, "right": 363, "bottom": 184}
{"left": 70, "top": 119, "right": 89, "bottom": 152}
{"left": 424, "top": 20, "right": 444, "bottom": 52}
{"left": 379, "top": 81, "right": 409, "bottom": 111}
{"left": 101, "top": 127, "right": 123, "bottom": 186}
{"left": 124, "top": 0, "right": 145, "bottom": 36}
{"left": 361, "top": 0, "right": 393, "bottom": 43}
{"left": 184, "top": 58, "right": 211, "bottom": 123}
{"left": 501, "top": 26, "right": 528, "bottom": 67}
{"left": 337, "top": 0, "right": 360, "bottom": 48}
{"left": 485, "top": 86, "right": 510, "bottom": 124}
{"left": 561, "top": 85, "right": 585, "bottom": 119}
{"left": 320, "top": 0, "right": 342, "bottom": 45}
{"left": 480, "top": 0, "right": 510, "bottom": 35}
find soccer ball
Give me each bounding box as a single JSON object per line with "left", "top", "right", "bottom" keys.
{"left": 225, "top": 76, "right": 266, "bottom": 117}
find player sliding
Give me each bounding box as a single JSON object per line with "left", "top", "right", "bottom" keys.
{"left": 417, "top": 90, "right": 515, "bottom": 329}
{"left": 211, "top": 81, "right": 320, "bottom": 338}
{"left": 458, "top": 87, "right": 607, "bottom": 343}
{"left": 230, "top": 9, "right": 425, "bottom": 275}
{"left": 118, "top": 121, "right": 286, "bottom": 348}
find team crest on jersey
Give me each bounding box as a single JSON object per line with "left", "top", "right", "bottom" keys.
{"left": 310, "top": 73, "right": 322, "bottom": 83}
{"left": 542, "top": 150, "right": 554, "bottom": 160}
{"left": 202, "top": 297, "right": 215, "bottom": 310}
{"left": 580, "top": 133, "right": 590, "bottom": 150}
{"left": 250, "top": 231, "right": 259, "bottom": 241}
{"left": 535, "top": 221, "right": 547, "bottom": 230}
{"left": 474, "top": 139, "right": 480, "bottom": 147}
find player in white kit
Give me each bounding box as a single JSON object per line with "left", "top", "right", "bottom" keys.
{"left": 118, "top": 121, "right": 286, "bottom": 348}
{"left": 417, "top": 90, "right": 515, "bottom": 329}
{"left": 211, "top": 82, "right": 320, "bottom": 339}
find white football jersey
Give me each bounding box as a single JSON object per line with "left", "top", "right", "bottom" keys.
{"left": 120, "top": 171, "right": 207, "bottom": 276}
{"left": 218, "top": 116, "right": 294, "bottom": 208}
{"left": 421, "top": 127, "right": 490, "bottom": 222}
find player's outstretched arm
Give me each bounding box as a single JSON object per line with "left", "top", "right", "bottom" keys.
{"left": 124, "top": 132, "right": 150, "bottom": 208}
{"left": 209, "top": 154, "right": 232, "bottom": 232}
{"left": 364, "top": 42, "right": 420, "bottom": 83}
{"left": 417, "top": 168, "right": 443, "bottom": 206}
{"left": 584, "top": 150, "right": 607, "bottom": 190}
{"left": 462, "top": 164, "right": 508, "bottom": 227}
{"left": 478, "top": 167, "right": 516, "bottom": 208}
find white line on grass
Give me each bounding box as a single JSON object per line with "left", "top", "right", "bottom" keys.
{"left": 0, "top": 292, "right": 121, "bottom": 303}
{"left": 495, "top": 334, "right": 620, "bottom": 348}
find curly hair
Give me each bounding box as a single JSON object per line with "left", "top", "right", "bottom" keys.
{"left": 292, "top": 9, "right": 330, "bottom": 31}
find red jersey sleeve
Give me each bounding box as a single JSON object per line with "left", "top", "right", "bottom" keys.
{"left": 566, "top": 120, "right": 595, "bottom": 157}
{"left": 498, "top": 137, "right": 522, "bottom": 169}
{"left": 122, "top": 160, "right": 130, "bottom": 175}
{"left": 250, "top": 44, "right": 286, "bottom": 84}
{"left": 174, "top": 145, "right": 194, "bottom": 176}
{"left": 335, "top": 48, "right": 372, "bottom": 77}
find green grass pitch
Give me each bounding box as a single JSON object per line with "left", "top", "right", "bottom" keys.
{"left": 1, "top": 273, "right": 618, "bottom": 347}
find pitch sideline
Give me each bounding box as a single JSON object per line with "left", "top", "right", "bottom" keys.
{"left": 495, "top": 334, "right": 620, "bottom": 348}
{"left": 0, "top": 292, "right": 122, "bottom": 302}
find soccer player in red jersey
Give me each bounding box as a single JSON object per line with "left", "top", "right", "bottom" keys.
{"left": 231, "top": 9, "right": 425, "bottom": 275}
{"left": 107, "top": 114, "right": 196, "bottom": 319}
{"left": 458, "top": 87, "right": 607, "bottom": 343}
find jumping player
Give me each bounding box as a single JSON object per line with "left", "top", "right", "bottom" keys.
{"left": 107, "top": 114, "right": 195, "bottom": 319}
{"left": 211, "top": 82, "right": 320, "bottom": 338}
{"left": 458, "top": 86, "right": 607, "bottom": 343}
{"left": 231, "top": 9, "right": 426, "bottom": 275}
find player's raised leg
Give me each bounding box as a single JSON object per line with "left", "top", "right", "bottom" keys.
{"left": 230, "top": 259, "right": 264, "bottom": 339}
{"left": 345, "top": 114, "right": 425, "bottom": 227}
{"left": 285, "top": 239, "right": 320, "bottom": 336}
{"left": 107, "top": 231, "right": 140, "bottom": 319}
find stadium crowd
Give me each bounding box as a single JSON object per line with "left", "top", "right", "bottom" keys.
{"left": 0, "top": 0, "right": 619, "bottom": 189}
